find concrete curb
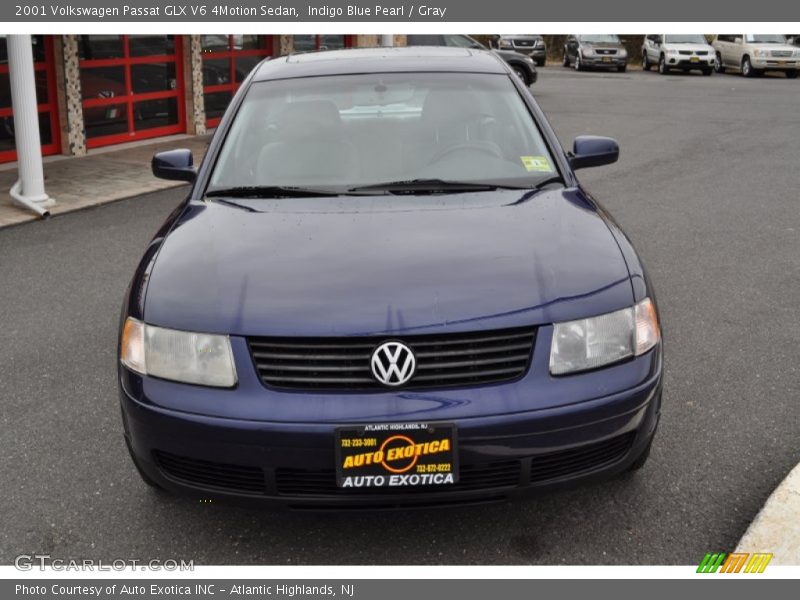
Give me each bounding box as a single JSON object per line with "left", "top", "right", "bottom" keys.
{"left": 736, "top": 462, "right": 800, "bottom": 564}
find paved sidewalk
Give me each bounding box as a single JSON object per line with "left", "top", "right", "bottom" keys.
{"left": 0, "top": 134, "right": 210, "bottom": 229}
{"left": 736, "top": 463, "right": 800, "bottom": 564}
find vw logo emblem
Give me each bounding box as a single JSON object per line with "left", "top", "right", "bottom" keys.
{"left": 371, "top": 341, "right": 416, "bottom": 386}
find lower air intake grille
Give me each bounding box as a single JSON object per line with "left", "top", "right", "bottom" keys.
{"left": 154, "top": 451, "right": 266, "bottom": 494}
{"left": 247, "top": 326, "right": 536, "bottom": 391}
{"left": 530, "top": 432, "right": 636, "bottom": 483}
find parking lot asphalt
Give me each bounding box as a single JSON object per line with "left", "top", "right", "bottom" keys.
{"left": 1, "top": 66, "right": 799, "bottom": 566}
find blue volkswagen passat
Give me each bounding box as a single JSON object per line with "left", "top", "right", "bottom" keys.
{"left": 119, "top": 47, "right": 662, "bottom": 509}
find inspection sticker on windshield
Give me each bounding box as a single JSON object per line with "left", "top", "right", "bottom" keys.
{"left": 335, "top": 423, "right": 458, "bottom": 488}
{"left": 520, "top": 155, "right": 554, "bottom": 172}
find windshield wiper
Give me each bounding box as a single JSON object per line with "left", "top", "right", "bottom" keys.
{"left": 347, "top": 178, "right": 535, "bottom": 195}
{"left": 206, "top": 185, "right": 343, "bottom": 199}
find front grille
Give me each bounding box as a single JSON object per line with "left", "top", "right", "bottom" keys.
{"left": 276, "top": 461, "right": 521, "bottom": 496}
{"left": 595, "top": 48, "right": 617, "bottom": 55}
{"left": 248, "top": 326, "right": 536, "bottom": 391}
{"left": 154, "top": 451, "right": 266, "bottom": 494}
{"left": 772, "top": 50, "right": 792, "bottom": 57}
{"left": 695, "top": 51, "right": 709, "bottom": 56}
{"left": 513, "top": 40, "right": 534, "bottom": 47}
{"left": 679, "top": 50, "right": 692, "bottom": 55}
{"left": 530, "top": 432, "right": 635, "bottom": 483}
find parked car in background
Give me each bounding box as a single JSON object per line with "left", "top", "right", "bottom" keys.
{"left": 642, "top": 34, "right": 715, "bottom": 75}
{"left": 563, "top": 35, "right": 628, "bottom": 72}
{"left": 788, "top": 35, "right": 800, "bottom": 46}
{"left": 496, "top": 35, "right": 547, "bottom": 66}
{"left": 406, "top": 34, "right": 537, "bottom": 85}
{"left": 712, "top": 34, "right": 799, "bottom": 78}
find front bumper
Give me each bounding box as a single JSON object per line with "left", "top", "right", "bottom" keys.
{"left": 120, "top": 354, "right": 663, "bottom": 510}
{"left": 751, "top": 58, "right": 799, "bottom": 70}
{"left": 666, "top": 56, "right": 714, "bottom": 69}
{"left": 581, "top": 56, "right": 628, "bottom": 68}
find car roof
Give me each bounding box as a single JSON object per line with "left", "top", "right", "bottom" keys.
{"left": 251, "top": 47, "right": 508, "bottom": 81}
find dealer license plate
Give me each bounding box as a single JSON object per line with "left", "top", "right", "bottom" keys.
{"left": 602, "top": 57, "right": 612, "bottom": 62}
{"left": 335, "top": 423, "right": 458, "bottom": 488}
{"left": 690, "top": 56, "right": 700, "bottom": 63}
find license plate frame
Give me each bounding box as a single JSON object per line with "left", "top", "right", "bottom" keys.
{"left": 334, "top": 422, "right": 459, "bottom": 489}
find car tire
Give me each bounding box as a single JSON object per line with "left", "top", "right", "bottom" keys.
{"left": 742, "top": 56, "right": 756, "bottom": 77}
{"left": 536, "top": 58, "right": 546, "bottom": 67}
{"left": 787, "top": 70, "right": 798, "bottom": 79}
{"left": 642, "top": 52, "right": 651, "bottom": 71}
{"left": 617, "top": 64, "right": 627, "bottom": 72}
{"left": 562, "top": 50, "right": 570, "bottom": 67}
{"left": 658, "top": 54, "right": 669, "bottom": 75}
{"left": 512, "top": 65, "right": 529, "bottom": 85}
{"left": 714, "top": 53, "right": 725, "bottom": 73}
{"left": 575, "top": 54, "right": 583, "bottom": 71}
{"left": 702, "top": 68, "right": 713, "bottom": 76}
{"left": 624, "top": 438, "right": 653, "bottom": 473}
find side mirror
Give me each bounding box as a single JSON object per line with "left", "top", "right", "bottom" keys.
{"left": 569, "top": 136, "right": 619, "bottom": 170}
{"left": 152, "top": 149, "right": 196, "bottom": 182}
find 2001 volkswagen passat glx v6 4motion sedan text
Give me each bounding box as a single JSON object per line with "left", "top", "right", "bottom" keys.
{"left": 119, "top": 47, "right": 662, "bottom": 509}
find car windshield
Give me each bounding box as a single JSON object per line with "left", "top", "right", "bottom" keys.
{"left": 579, "top": 35, "right": 620, "bottom": 44}
{"left": 665, "top": 35, "right": 708, "bottom": 44}
{"left": 208, "top": 72, "right": 559, "bottom": 192}
{"left": 745, "top": 34, "right": 787, "bottom": 44}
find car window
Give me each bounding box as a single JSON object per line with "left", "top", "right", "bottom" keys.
{"left": 443, "top": 35, "right": 482, "bottom": 48}
{"left": 578, "top": 35, "right": 621, "bottom": 44}
{"left": 665, "top": 35, "right": 708, "bottom": 44}
{"left": 745, "top": 34, "right": 787, "bottom": 44}
{"left": 209, "top": 73, "right": 557, "bottom": 191}
{"left": 405, "top": 35, "right": 445, "bottom": 46}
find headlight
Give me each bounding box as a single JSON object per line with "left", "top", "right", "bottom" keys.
{"left": 499, "top": 40, "right": 513, "bottom": 49}
{"left": 666, "top": 48, "right": 678, "bottom": 55}
{"left": 795, "top": 49, "right": 800, "bottom": 57}
{"left": 619, "top": 48, "right": 628, "bottom": 57}
{"left": 582, "top": 47, "right": 594, "bottom": 57}
{"left": 549, "top": 298, "right": 660, "bottom": 375}
{"left": 753, "top": 48, "right": 767, "bottom": 57}
{"left": 120, "top": 317, "right": 237, "bottom": 387}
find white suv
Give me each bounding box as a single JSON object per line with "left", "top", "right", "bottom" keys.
{"left": 712, "top": 34, "right": 800, "bottom": 78}
{"left": 642, "top": 34, "right": 715, "bottom": 75}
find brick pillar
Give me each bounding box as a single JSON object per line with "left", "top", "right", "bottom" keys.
{"left": 60, "top": 35, "right": 86, "bottom": 156}
{"left": 184, "top": 35, "right": 206, "bottom": 135}
{"left": 279, "top": 35, "right": 294, "bottom": 56}
{"left": 355, "top": 35, "right": 379, "bottom": 48}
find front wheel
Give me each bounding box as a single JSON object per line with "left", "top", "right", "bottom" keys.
{"left": 512, "top": 65, "right": 529, "bottom": 85}
{"left": 702, "top": 68, "right": 713, "bottom": 76}
{"left": 617, "top": 64, "right": 627, "bottom": 73}
{"left": 562, "top": 50, "right": 570, "bottom": 67}
{"left": 714, "top": 53, "right": 725, "bottom": 73}
{"left": 742, "top": 56, "right": 756, "bottom": 77}
{"left": 786, "top": 70, "right": 798, "bottom": 79}
{"left": 575, "top": 54, "right": 583, "bottom": 71}
{"left": 658, "top": 55, "right": 669, "bottom": 75}
{"left": 642, "top": 52, "right": 652, "bottom": 71}
{"left": 536, "top": 57, "right": 546, "bottom": 67}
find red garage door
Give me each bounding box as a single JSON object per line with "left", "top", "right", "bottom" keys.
{"left": 201, "top": 35, "right": 274, "bottom": 128}
{"left": 78, "top": 35, "right": 185, "bottom": 148}
{"left": 0, "top": 35, "right": 60, "bottom": 164}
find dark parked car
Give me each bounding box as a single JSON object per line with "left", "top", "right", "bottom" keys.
{"left": 406, "top": 34, "right": 537, "bottom": 85}
{"left": 563, "top": 34, "right": 628, "bottom": 72}
{"left": 496, "top": 35, "right": 547, "bottom": 66}
{"left": 120, "top": 47, "right": 662, "bottom": 509}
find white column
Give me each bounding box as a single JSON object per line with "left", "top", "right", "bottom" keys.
{"left": 381, "top": 35, "right": 394, "bottom": 48}
{"left": 8, "top": 34, "right": 54, "bottom": 217}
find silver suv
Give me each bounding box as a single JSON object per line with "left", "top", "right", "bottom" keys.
{"left": 642, "top": 34, "right": 715, "bottom": 75}
{"left": 712, "top": 34, "right": 800, "bottom": 78}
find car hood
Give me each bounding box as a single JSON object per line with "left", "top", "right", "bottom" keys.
{"left": 582, "top": 42, "right": 625, "bottom": 49}
{"left": 747, "top": 43, "right": 797, "bottom": 52}
{"left": 143, "top": 188, "right": 634, "bottom": 336}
